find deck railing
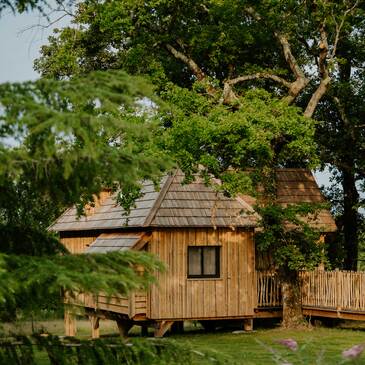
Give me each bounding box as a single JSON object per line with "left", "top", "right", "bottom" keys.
{"left": 65, "top": 291, "right": 148, "bottom": 318}
{"left": 256, "top": 270, "right": 282, "bottom": 307}
{"left": 300, "top": 270, "right": 365, "bottom": 311}
{"left": 256, "top": 270, "right": 365, "bottom": 312}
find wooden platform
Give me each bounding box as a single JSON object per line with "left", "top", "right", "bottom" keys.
{"left": 256, "top": 270, "right": 365, "bottom": 322}
{"left": 66, "top": 269, "right": 365, "bottom": 338}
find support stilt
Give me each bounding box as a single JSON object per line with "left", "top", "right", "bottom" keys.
{"left": 89, "top": 315, "right": 100, "bottom": 339}
{"left": 64, "top": 309, "right": 77, "bottom": 337}
{"left": 243, "top": 318, "right": 253, "bottom": 331}
{"left": 154, "top": 321, "right": 174, "bottom": 338}
{"left": 116, "top": 319, "right": 133, "bottom": 338}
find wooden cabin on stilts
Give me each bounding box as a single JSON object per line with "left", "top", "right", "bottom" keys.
{"left": 50, "top": 169, "right": 336, "bottom": 338}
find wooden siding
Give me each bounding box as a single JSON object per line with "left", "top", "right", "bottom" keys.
{"left": 149, "top": 228, "right": 255, "bottom": 320}
{"left": 61, "top": 236, "right": 97, "bottom": 254}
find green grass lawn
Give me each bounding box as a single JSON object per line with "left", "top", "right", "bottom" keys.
{"left": 171, "top": 326, "right": 365, "bottom": 364}
{"left": 5, "top": 319, "right": 365, "bottom": 364}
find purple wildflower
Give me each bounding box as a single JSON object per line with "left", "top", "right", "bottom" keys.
{"left": 276, "top": 338, "right": 298, "bottom": 351}
{"left": 342, "top": 344, "right": 365, "bottom": 360}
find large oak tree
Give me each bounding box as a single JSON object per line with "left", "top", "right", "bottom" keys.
{"left": 33, "top": 0, "right": 364, "bottom": 326}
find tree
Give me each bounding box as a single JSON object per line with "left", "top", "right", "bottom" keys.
{"left": 33, "top": 0, "right": 364, "bottom": 325}
{"left": 0, "top": 70, "right": 169, "bottom": 317}
{"left": 35, "top": 0, "right": 362, "bottom": 113}
{"left": 315, "top": 24, "right": 365, "bottom": 269}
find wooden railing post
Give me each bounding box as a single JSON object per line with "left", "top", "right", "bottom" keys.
{"left": 256, "top": 270, "right": 282, "bottom": 308}
{"left": 258, "top": 269, "right": 365, "bottom": 315}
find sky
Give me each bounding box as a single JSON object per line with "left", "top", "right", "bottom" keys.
{"left": 0, "top": 8, "right": 71, "bottom": 83}
{"left": 0, "top": 9, "right": 333, "bottom": 188}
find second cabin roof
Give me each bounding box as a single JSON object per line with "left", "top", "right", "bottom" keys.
{"left": 50, "top": 169, "right": 336, "bottom": 233}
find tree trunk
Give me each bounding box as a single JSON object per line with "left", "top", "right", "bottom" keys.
{"left": 342, "top": 167, "right": 359, "bottom": 271}
{"left": 280, "top": 269, "right": 304, "bottom": 328}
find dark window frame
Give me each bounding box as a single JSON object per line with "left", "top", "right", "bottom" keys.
{"left": 187, "top": 246, "right": 221, "bottom": 279}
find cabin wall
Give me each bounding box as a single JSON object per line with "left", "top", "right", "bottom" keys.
{"left": 148, "top": 227, "right": 255, "bottom": 320}
{"left": 60, "top": 235, "right": 98, "bottom": 254}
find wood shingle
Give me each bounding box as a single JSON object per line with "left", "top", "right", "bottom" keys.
{"left": 49, "top": 169, "right": 335, "bottom": 232}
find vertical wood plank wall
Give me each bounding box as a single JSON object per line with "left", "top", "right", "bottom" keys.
{"left": 61, "top": 236, "right": 98, "bottom": 253}
{"left": 149, "top": 228, "right": 255, "bottom": 320}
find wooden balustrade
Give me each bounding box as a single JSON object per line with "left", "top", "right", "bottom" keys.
{"left": 256, "top": 270, "right": 282, "bottom": 307}
{"left": 256, "top": 269, "right": 365, "bottom": 313}
{"left": 300, "top": 270, "right": 365, "bottom": 311}
{"left": 65, "top": 291, "right": 147, "bottom": 318}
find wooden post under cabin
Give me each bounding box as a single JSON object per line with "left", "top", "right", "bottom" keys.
{"left": 243, "top": 318, "right": 253, "bottom": 331}
{"left": 89, "top": 315, "right": 100, "bottom": 339}
{"left": 64, "top": 309, "right": 77, "bottom": 337}
{"left": 154, "top": 321, "right": 174, "bottom": 338}
{"left": 116, "top": 319, "right": 133, "bottom": 338}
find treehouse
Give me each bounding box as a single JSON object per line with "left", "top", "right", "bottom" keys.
{"left": 50, "top": 169, "right": 336, "bottom": 337}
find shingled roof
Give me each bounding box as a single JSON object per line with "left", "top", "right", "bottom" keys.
{"left": 240, "top": 169, "right": 336, "bottom": 232}
{"left": 49, "top": 169, "right": 336, "bottom": 233}
{"left": 50, "top": 178, "right": 166, "bottom": 232}
{"left": 85, "top": 233, "right": 145, "bottom": 253}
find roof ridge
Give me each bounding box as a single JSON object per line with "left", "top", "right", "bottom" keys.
{"left": 143, "top": 171, "right": 177, "bottom": 227}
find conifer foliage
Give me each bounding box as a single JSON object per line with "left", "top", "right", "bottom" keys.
{"left": 0, "top": 70, "right": 169, "bottom": 316}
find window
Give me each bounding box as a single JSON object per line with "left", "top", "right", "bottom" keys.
{"left": 187, "top": 246, "right": 220, "bottom": 278}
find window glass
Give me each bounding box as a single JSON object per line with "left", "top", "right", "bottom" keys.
{"left": 188, "top": 247, "right": 201, "bottom": 276}
{"left": 203, "top": 247, "right": 217, "bottom": 276}
{"left": 187, "top": 246, "right": 220, "bottom": 278}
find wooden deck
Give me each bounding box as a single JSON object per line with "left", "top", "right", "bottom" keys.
{"left": 301, "top": 270, "right": 365, "bottom": 320}
{"left": 68, "top": 270, "right": 365, "bottom": 326}
{"left": 256, "top": 270, "right": 365, "bottom": 321}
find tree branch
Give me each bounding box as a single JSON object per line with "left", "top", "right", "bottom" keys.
{"left": 305, "top": 2, "right": 359, "bottom": 118}
{"left": 275, "top": 33, "right": 310, "bottom": 104}
{"left": 276, "top": 33, "right": 305, "bottom": 81}
{"left": 331, "top": 0, "right": 359, "bottom": 60}
{"left": 304, "top": 24, "right": 330, "bottom": 118}
{"left": 304, "top": 76, "right": 331, "bottom": 118}
{"left": 165, "top": 43, "right": 216, "bottom": 97}
{"left": 222, "top": 72, "right": 292, "bottom": 104}
{"left": 166, "top": 43, "right": 205, "bottom": 82}
{"left": 244, "top": 7, "right": 309, "bottom": 105}
{"left": 227, "top": 73, "right": 292, "bottom": 88}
